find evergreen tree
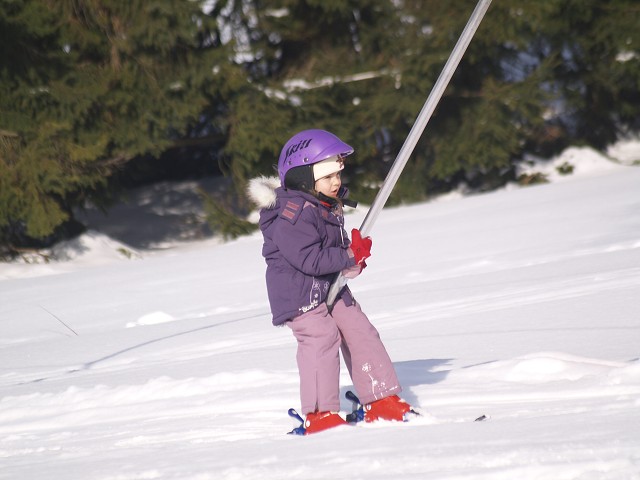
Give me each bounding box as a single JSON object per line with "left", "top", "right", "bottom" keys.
{"left": 220, "top": 0, "right": 417, "bottom": 202}
{"left": 0, "top": 0, "right": 237, "bottom": 250}
{"left": 230, "top": 0, "right": 639, "bottom": 203}
{"left": 219, "top": 1, "right": 554, "bottom": 202}
{"left": 389, "top": 0, "right": 640, "bottom": 193}
{"left": 538, "top": 0, "right": 640, "bottom": 148}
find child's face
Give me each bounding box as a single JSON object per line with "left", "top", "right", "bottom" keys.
{"left": 315, "top": 172, "right": 342, "bottom": 198}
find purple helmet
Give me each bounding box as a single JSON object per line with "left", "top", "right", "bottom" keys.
{"left": 278, "top": 129, "right": 353, "bottom": 189}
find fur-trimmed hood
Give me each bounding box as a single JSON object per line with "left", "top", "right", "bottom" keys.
{"left": 247, "top": 176, "right": 281, "bottom": 209}
{"left": 247, "top": 175, "right": 357, "bottom": 212}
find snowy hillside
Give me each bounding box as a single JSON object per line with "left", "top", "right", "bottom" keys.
{"left": 1, "top": 145, "right": 639, "bottom": 480}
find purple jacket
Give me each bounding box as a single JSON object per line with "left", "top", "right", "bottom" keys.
{"left": 248, "top": 177, "right": 357, "bottom": 325}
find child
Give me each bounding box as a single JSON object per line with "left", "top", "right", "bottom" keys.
{"left": 248, "top": 129, "right": 412, "bottom": 434}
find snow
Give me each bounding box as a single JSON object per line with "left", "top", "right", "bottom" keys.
{"left": 1, "top": 142, "right": 640, "bottom": 480}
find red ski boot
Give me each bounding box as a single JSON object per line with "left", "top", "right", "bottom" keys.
{"left": 364, "top": 395, "right": 413, "bottom": 423}
{"left": 304, "top": 411, "right": 347, "bottom": 435}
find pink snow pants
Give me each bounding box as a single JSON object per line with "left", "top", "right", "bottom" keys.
{"left": 287, "top": 298, "right": 401, "bottom": 414}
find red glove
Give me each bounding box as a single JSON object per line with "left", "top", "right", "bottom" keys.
{"left": 349, "top": 229, "right": 372, "bottom": 265}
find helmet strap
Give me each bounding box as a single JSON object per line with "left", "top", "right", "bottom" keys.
{"left": 316, "top": 192, "right": 358, "bottom": 209}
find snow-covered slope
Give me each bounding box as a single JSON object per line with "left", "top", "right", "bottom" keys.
{"left": 1, "top": 146, "right": 639, "bottom": 480}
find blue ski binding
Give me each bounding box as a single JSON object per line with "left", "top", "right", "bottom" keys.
{"left": 287, "top": 408, "right": 306, "bottom": 435}
{"left": 345, "top": 390, "right": 365, "bottom": 423}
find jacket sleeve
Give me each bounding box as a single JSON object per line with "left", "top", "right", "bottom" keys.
{"left": 273, "top": 206, "right": 355, "bottom": 276}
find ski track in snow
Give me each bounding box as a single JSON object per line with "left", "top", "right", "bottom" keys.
{"left": 369, "top": 264, "right": 640, "bottom": 328}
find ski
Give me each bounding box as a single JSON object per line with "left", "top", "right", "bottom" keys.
{"left": 287, "top": 392, "right": 487, "bottom": 434}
